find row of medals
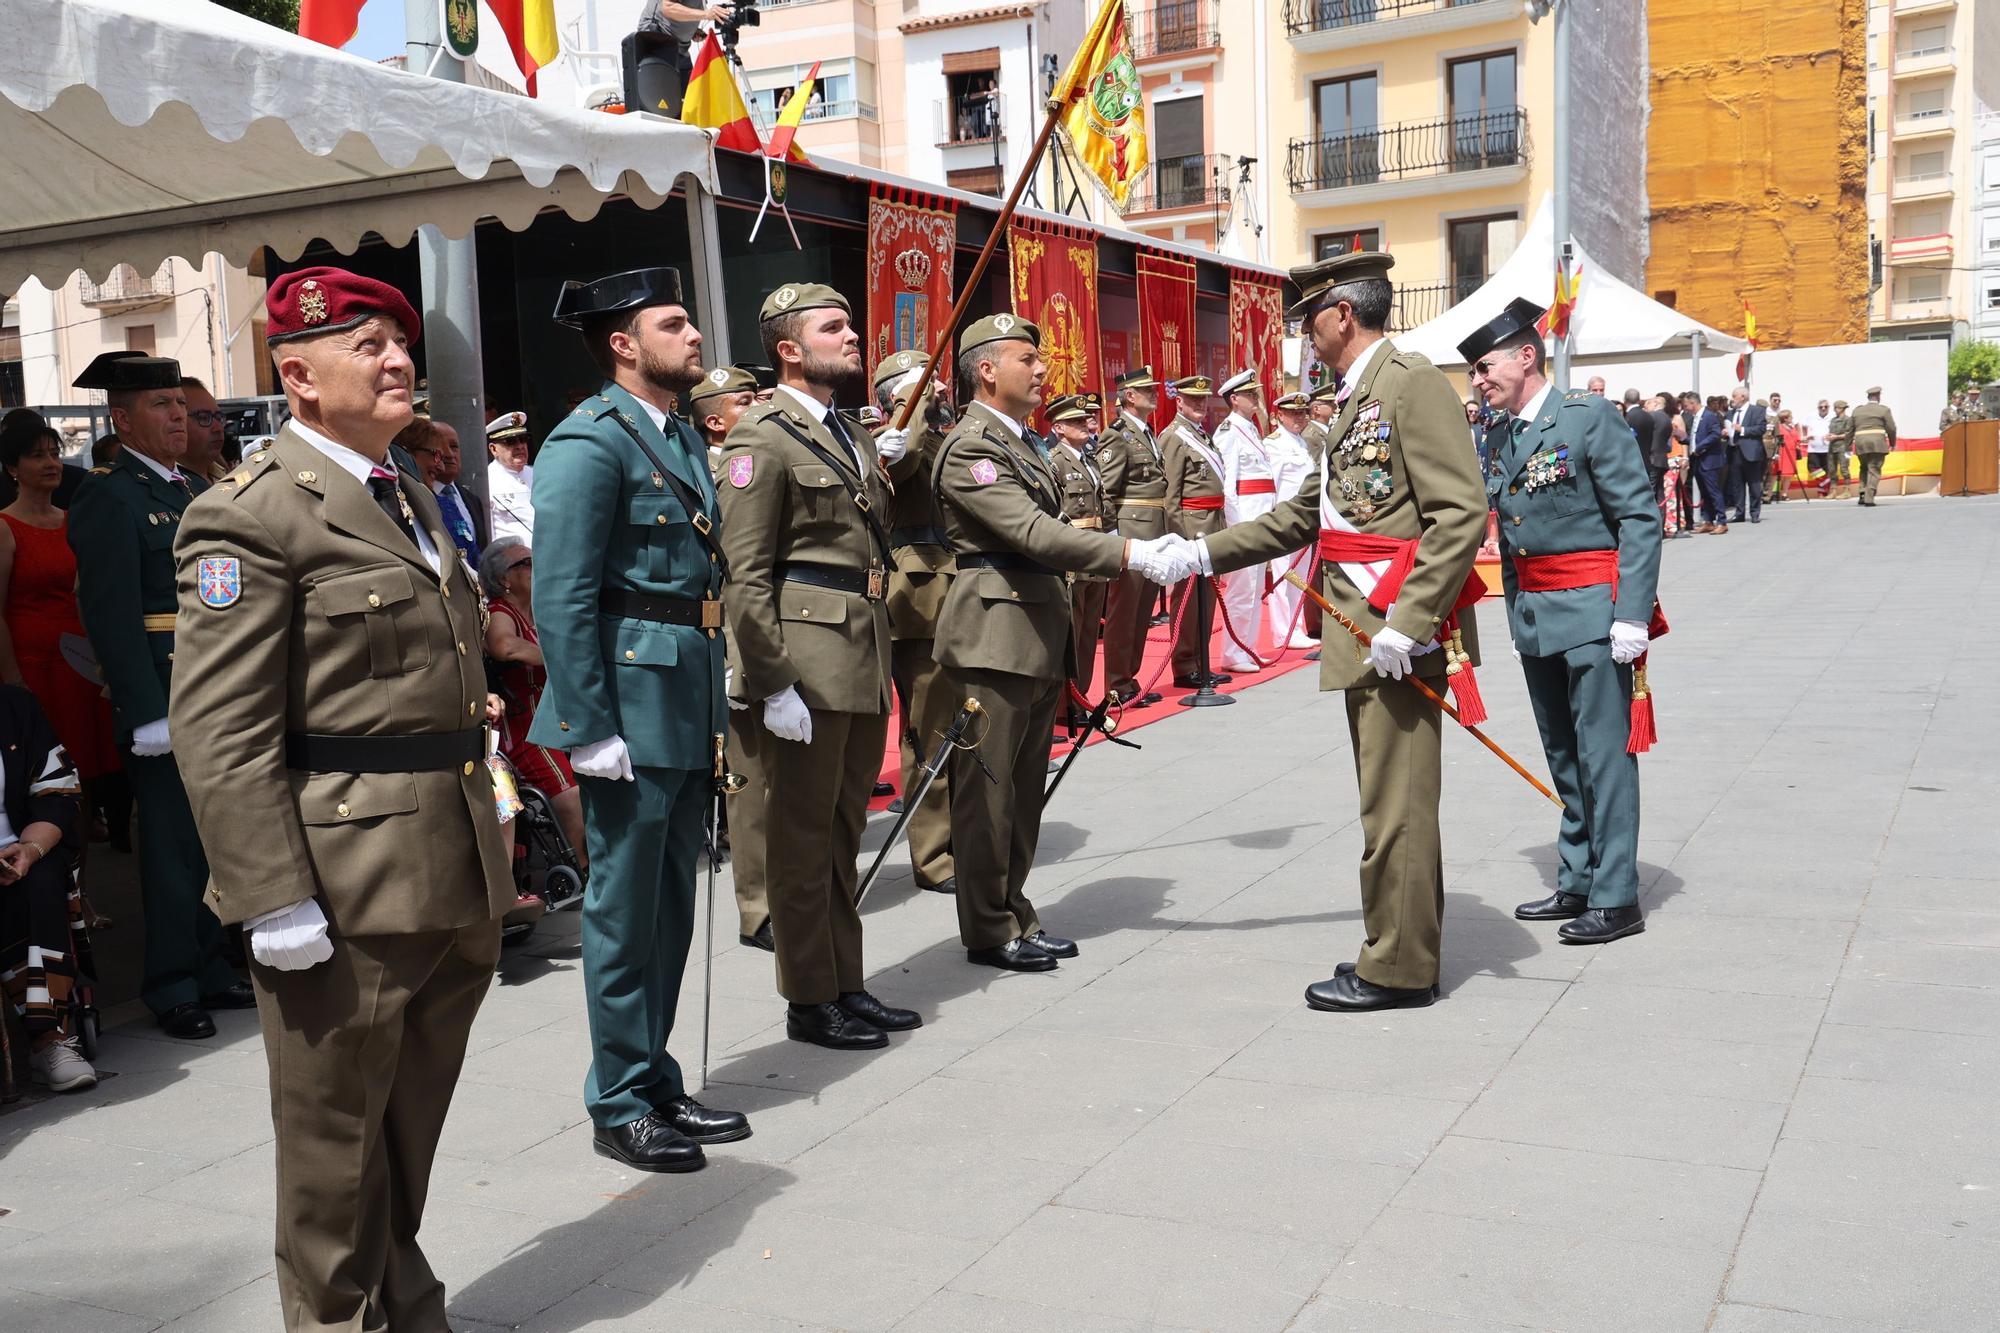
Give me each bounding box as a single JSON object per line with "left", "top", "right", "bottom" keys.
{"left": 1333, "top": 410, "right": 1396, "bottom": 520}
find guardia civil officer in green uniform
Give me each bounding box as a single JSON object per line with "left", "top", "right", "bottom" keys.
{"left": 1463, "top": 299, "right": 1663, "bottom": 945}
{"left": 67, "top": 351, "right": 248, "bottom": 1038}
{"left": 530, "top": 268, "right": 751, "bottom": 1172}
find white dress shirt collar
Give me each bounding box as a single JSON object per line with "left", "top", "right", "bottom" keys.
{"left": 291, "top": 422, "right": 441, "bottom": 574}
{"left": 1339, "top": 337, "right": 1390, "bottom": 397}
{"left": 124, "top": 447, "right": 185, "bottom": 485}
{"left": 1518, "top": 381, "right": 1555, "bottom": 426}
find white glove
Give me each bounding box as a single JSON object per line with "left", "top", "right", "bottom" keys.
{"left": 763, "top": 685, "right": 813, "bottom": 744}
{"left": 875, "top": 427, "right": 909, "bottom": 464}
{"left": 247, "top": 898, "right": 334, "bottom": 972}
{"left": 130, "top": 718, "right": 172, "bottom": 757}
{"left": 1193, "top": 537, "right": 1215, "bottom": 577}
{"left": 571, "top": 734, "right": 635, "bottom": 781}
{"left": 1610, "top": 619, "right": 1650, "bottom": 665}
{"left": 1368, "top": 626, "right": 1418, "bottom": 680}
{"left": 725, "top": 666, "right": 748, "bottom": 711}
{"left": 1128, "top": 535, "right": 1197, "bottom": 585}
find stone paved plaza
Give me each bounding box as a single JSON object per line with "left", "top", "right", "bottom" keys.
{"left": 3, "top": 491, "right": 1997, "bottom": 1331}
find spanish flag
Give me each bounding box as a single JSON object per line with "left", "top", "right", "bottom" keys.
{"left": 681, "top": 33, "right": 764, "bottom": 154}
{"left": 489, "top": 0, "right": 559, "bottom": 96}
{"left": 1053, "top": 1, "right": 1149, "bottom": 210}
{"left": 297, "top": 0, "right": 365, "bottom": 48}
{"left": 764, "top": 62, "right": 820, "bottom": 165}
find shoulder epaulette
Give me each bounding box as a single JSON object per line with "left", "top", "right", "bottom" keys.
{"left": 569, "top": 394, "right": 616, "bottom": 421}
{"left": 214, "top": 449, "right": 278, "bottom": 497}
{"left": 88, "top": 465, "right": 110, "bottom": 476}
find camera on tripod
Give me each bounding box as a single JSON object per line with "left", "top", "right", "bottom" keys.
{"left": 622, "top": 3, "right": 761, "bottom": 120}
{"left": 715, "top": 0, "right": 760, "bottom": 63}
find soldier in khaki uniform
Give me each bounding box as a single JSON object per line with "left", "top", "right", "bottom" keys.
{"left": 1158, "top": 251, "right": 1488, "bottom": 1012}
{"left": 1097, "top": 367, "right": 1168, "bottom": 706}
{"left": 1047, "top": 394, "right": 1113, "bottom": 718}
{"left": 1304, "top": 384, "right": 1338, "bottom": 464}
{"left": 1160, "top": 375, "right": 1228, "bottom": 687}
{"left": 871, "top": 349, "right": 959, "bottom": 895}
{"left": 933, "top": 316, "right": 1181, "bottom": 971}
{"left": 716, "top": 283, "right": 919, "bottom": 1049}
{"left": 1850, "top": 386, "right": 1897, "bottom": 507}
{"left": 169, "top": 269, "right": 515, "bottom": 1332}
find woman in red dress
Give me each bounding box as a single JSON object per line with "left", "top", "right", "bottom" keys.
{"left": 480, "top": 539, "right": 587, "bottom": 872}
{"left": 0, "top": 425, "right": 124, "bottom": 847}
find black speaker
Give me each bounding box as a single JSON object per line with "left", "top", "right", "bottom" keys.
{"left": 621, "top": 30, "right": 688, "bottom": 119}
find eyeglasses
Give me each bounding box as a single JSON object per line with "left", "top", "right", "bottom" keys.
{"left": 507, "top": 556, "right": 533, "bottom": 573}
{"left": 189, "top": 410, "right": 222, "bottom": 427}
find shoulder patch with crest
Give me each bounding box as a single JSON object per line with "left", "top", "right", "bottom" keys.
{"left": 970, "top": 459, "right": 999, "bottom": 485}
{"left": 197, "top": 556, "right": 241, "bottom": 608}
{"left": 727, "top": 454, "right": 754, "bottom": 488}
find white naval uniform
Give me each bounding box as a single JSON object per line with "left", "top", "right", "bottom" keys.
{"left": 1217, "top": 410, "right": 1276, "bottom": 669}
{"left": 1263, "top": 424, "right": 1318, "bottom": 648}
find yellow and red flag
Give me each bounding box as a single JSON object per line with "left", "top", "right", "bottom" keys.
{"left": 1053, "top": 1, "right": 1149, "bottom": 210}
{"left": 489, "top": 0, "right": 559, "bottom": 96}
{"left": 680, "top": 33, "right": 764, "bottom": 154}
{"left": 1736, "top": 300, "right": 1757, "bottom": 382}
{"left": 298, "top": 0, "right": 365, "bottom": 48}
{"left": 1548, "top": 261, "right": 1581, "bottom": 339}
{"left": 764, "top": 61, "right": 820, "bottom": 165}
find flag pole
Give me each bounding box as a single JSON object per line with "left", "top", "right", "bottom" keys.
{"left": 889, "top": 96, "right": 1071, "bottom": 434}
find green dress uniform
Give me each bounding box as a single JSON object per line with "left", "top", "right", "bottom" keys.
{"left": 1096, "top": 372, "right": 1167, "bottom": 701}
{"left": 1203, "top": 256, "right": 1485, "bottom": 998}
{"left": 1478, "top": 318, "right": 1661, "bottom": 921}
{"left": 529, "top": 371, "right": 726, "bottom": 1129}
{"left": 1160, "top": 387, "right": 1226, "bottom": 680}
{"left": 1048, "top": 399, "right": 1113, "bottom": 702}
{"left": 932, "top": 323, "right": 1128, "bottom": 964}
{"left": 65, "top": 357, "right": 239, "bottom": 1020}
{"left": 877, "top": 351, "right": 958, "bottom": 893}
{"left": 1849, "top": 394, "right": 1897, "bottom": 506}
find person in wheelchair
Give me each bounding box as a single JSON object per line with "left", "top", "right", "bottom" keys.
{"left": 0, "top": 682, "right": 92, "bottom": 1092}
{"left": 481, "top": 540, "right": 589, "bottom": 881}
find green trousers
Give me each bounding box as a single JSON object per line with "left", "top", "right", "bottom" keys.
{"left": 577, "top": 765, "right": 705, "bottom": 1129}
{"left": 1519, "top": 642, "right": 1641, "bottom": 909}
{"left": 127, "top": 751, "right": 237, "bottom": 1016}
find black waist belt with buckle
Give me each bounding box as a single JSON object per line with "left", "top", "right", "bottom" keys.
{"left": 602, "top": 587, "right": 723, "bottom": 629}
{"left": 957, "top": 553, "right": 1059, "bottom": 578}
{"left": 890, "top": 525, "right": 949, "bottom": 549}
{"left": 285, "top": 729, "right": 484, "bottom": 774}
{"left": 780, "top": 561, "right": 886, "bottom": 601}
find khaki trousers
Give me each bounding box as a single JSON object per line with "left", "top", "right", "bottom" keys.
{"left": 948, "top": 667, "right": 1055, "bottom": 949}
{"left": 725, "top": 710, "right": 767, "bottom": 936}
{"left": 254, "top": 919, "right": 501, "bottom": 1333}
{"left": 1346, "top": 683, "right": 1446, "bottom": 989}
{"left": 1068, "top": 577, "right": 1109, "bottom": 699}
{"left": 1859, "top": 451, "right": 1886, "bottom": 502}
{"left": 892, "top": 638, "right": 956, "bottom": 889}
{"left": 1101, "top": 569, "right": 1155, "bottom": 698}
{"left": 1170, "top": 575, "right": 1215, "bottom": 678}
{"left": 756, "top": 706, "right": 888, "bottom": 1003}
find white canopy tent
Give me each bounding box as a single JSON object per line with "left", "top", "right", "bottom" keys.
{"left": 1395, "top": 199, "right": 1748, "bottom": 369}
{"left": 0, "top": 0, "right": 716, "bottom": 291}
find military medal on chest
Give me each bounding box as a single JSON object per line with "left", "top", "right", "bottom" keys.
{"left": 1524, "top": 444, "right": 1573, "bottom": 493}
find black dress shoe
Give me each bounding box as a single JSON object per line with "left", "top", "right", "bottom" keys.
{"left": 1172, "top": 674, "right": 1208, "bottom": 688}
{"left": 1558, "top": 906, "right": 1646, "bottom": 944}
{"left": 872, "top": 781, "right": 896, "bottom": 798}
{"left": 967, "top": 938, "right": 1058, "bottom": 972}
{"left": 657, "top": 1094, "right": 751, "bottom": 1144}
{"left": 1334, "top": 960, "right": 1440, "bottom": 999}
{"left": 158, "top": 1002, "right": 217, "bottom": 1039}
{"left": 1203, "top": 671, "right": 1232, "bottom": 686}
{"left": 787, "top": 1001, "right": 889, "bottom": 1050}
{"left": 1514, "top": 891, "right": 1588, "bottom": 921}
{"left": 916, "top": 876, "right": 957, "bottom": 895}
{"left": 200, "top": 981, "right": 257, "bottom": 1010}
{"left": 1304, "top": 970, "right": 1435, "bottom": 1012}
{"left": 1140, "top": 691, "right": 1163, "bottom": 706}
{"left": 887, "top": 797, "right": 905, "bottom": 815}
{"left": 1025, "top": 930, "right": 1078, "bottom": 960}
{"left": 838, "top": 990, "right": 923, "bottom": 1032}
{"left": 740, "top": 920, "right": 775, "bottom": 952}
{"left": 593, "top": 1112, "right": 706, "bottom": 1173}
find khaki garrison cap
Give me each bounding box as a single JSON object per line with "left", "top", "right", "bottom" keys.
{"left": 960, "top": 312, "right": 1040, "bottom": 357}
{"left": 759, "top": 283, "right": 851, "bottom": 323}
{"left": 1287, "top": 249, "right": 1396, "bottom": 321}
{"left": 685, "top": 365, "right": 759, "bottom": 405}
{"left": 872, "top": 348, "right": 932, "bottom": 391}
{"left": 1045, "top": 395, "right": 1091, "bottom": 423}
{"left": 1172, "top": 374, "right": 1213, "bottom": 397}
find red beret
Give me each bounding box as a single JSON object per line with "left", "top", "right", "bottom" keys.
{"left": 266, "top": 266, "right": 421, "bottom": 346}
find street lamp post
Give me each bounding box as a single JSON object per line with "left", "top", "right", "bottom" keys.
{"left": 1528, "top": 0, "right": 1569, "bottom": 390}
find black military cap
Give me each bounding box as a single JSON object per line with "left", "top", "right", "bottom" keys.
{"left": 552, "top": 267, "right": 686, "bottom": 329}
{"left": 1455, "top": 298, "right": 1547, "bottom": 366}
{"left": 72, "top": 351, "right": 181, "bottom": 392}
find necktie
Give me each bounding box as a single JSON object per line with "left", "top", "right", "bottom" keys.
{"left": 439, "top": 484, "right": 476, "bottom": 551}
{"left": 824, "top": 410, "right": 861, "bottom": 474}
{"left": 1512, "top": 418, "right": 1530, "bottom": 440}
{"left": 367, "top": 468, "right": 419, "bottom": 548}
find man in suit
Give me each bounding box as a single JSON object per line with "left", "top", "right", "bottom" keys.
{"left": 530, "top": 267, "right": 752, "bottom": 1171}
{"left": 873, "top": 350, "right": 959, "bottom": 895}
{"left": 67, "top": 351, "right": 248, "bottom": 1038}
{"left": 1096, "top": 367, "right": 1168, "bottom": 707}
{"left": 1046, "top": 394, "right": 1113, "bottom": 717}
{"left": 403, "top": 418, "right": 486, "bottom": 562}
{"left": 1160, "top": 375, "right": 1228, "bottom": 688}
{"left": 1153, "top": 251, "right": 1488, "bottom": 1011}
{"left": 1724, "top": 387, "right": 1769, "bottom": 523}
{"left": 1691, "top": 394, "right": 1729, "bottom": 533}
{"left": 1465, "top": 300, "right": 1662, "bottom": 945}
{"left": 716, "top": 283, "right": 918, "bottom": 1050}
{"left": 931, "top": 316, "right": 1177, "bottom": 973}
{"left": 1849, "top": 386, "right": 1897, "bottom": 507}
{"left": 170, "top": 268, "right": 513, "bottom": 1331}
{"left": 1622, "top": 389, "right": 1668, "bottom": 506}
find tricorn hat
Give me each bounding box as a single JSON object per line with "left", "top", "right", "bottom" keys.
{"left": 553, "top": 267, "right": 685, "bottom": 330}
{"left": 1455, "top": 298, "right": 1547, "bottom": 367}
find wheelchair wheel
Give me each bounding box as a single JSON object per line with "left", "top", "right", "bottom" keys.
{"left": 78, "top": 1004, "right": 100, "bottom": 1060}
{"left": 542, "top": 864, "right": 585, "bottom": 912}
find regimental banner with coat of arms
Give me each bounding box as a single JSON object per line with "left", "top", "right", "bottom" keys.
{"left": 1228, "top": 272, "right": 1285, "bottom": 414}
{"left": 1138, "top": 249, "right": 1197, "bottom": 432}
{"left": 1052, "top": 0, "right": 1149, "bottom": 211}
{"left": 864, "top": 185, "right": 957, "bottom": 384}
{"left": 1008, "top": 217, "right": 1102, "bottom": 416}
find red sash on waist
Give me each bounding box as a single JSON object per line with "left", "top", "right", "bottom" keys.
{"left": 1314, "top": 528, "right": 1488, "bottom": 724}
{"left": 1180, "top": 494, "right": 1224, "bottom": 511}
{"left": 1235, "top": 478, "right": 1277, "bottom": 495}
{"left": 1509, "top": 547, "right": 1668, "bottom": 754}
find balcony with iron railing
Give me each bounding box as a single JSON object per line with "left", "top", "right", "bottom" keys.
{"left": 1288, "top": 108, "right": 1529, "bottom": 197}
{"left": 1282, "top": 0, "right": 1515, "bottom": 46}
{"left": 1124, "top": 153, "right": 1232, "bottom": 215}
{"left": 79, "top": 261, "right": 174, "bottom": 309}
{"left": 1131, "top": 0, "right": 1220, "bottom": 61}
{"left": 935, "top": 91, "right": 1005, "bottom": 147}
{"left": 1388, "top": 278, "right": 1484, "bottom": 332}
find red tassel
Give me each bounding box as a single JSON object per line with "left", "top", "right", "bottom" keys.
{"left": 1627, "top": 659, "right": 1657, "bottom": 754}
{"left": 1443, "top": 625, "right": 1487, "bottom": 725}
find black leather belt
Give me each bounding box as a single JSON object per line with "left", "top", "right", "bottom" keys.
{"left": 780, "top": 561, "right": 886, "bottom": 601}
{"left": 957, "top": 553, "right": 1058, "bottom": 577}
{"left": 890, "top": 525, "right": 949, "bottom": 549}
{"left": 602, "top": 587, "right": 723, "bottom": 629}
{"left": 286, "top": 729, "right": 484, "bottom": 774}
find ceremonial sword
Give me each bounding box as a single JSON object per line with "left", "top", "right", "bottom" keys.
{"left": 702, "top": 731, "right": 745, "bottom": 1091}
{"left": 1043, "top": 690, "right": 1139, "bottom": 803}
{"left": 853, "top": 699, "right": 987, "bottom": 910}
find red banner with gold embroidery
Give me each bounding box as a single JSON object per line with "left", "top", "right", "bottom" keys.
{"left": 1229, "top": 272, "right": 1285, "bottom": 413}
{"left": 1008, "top": 217, "right": 1101, "bottom": 414}
{"left": 865, "top": 185, "right": 956, "bottom": 383}
{"left": 1137, "top": 250, "right": 1197, "bottom": 432}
